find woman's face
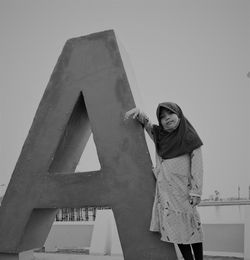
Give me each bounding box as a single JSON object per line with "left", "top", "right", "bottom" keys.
{"left": 160, "top": 108, "right": 179, "bottom": 131}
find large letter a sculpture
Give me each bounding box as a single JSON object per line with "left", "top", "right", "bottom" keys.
{"left": 0, "top": 30, "right": 177, "bottom": 260}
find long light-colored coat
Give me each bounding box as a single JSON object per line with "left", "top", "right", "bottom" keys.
{"left": 137, "top": 112, "right": 203, "bottom": 244}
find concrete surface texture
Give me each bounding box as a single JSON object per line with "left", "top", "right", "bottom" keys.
{"left": 0, "top": 30, "right": 177, "bottom": 260}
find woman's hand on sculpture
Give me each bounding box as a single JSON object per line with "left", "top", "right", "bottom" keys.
{"left": 124, "top": 107, "right": 140, "bottom": 120}
{"left": 189, "top": 195, "right": 201, "bottom": 207}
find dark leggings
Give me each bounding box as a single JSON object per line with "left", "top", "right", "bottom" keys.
{"left": 177, "top": 243, "right": 203, "bottom": 260}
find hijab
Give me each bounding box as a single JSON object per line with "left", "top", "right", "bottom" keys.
{"left": 152, "top": 102, "right": 203, "bottom": 159}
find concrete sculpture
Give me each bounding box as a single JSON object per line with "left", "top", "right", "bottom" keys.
{"left": 0, "top": 30, "right": 177, "bottom": 260}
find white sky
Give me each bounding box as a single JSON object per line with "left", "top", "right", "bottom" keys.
{"left": 0, "top": 0, "right": 249, "bottom": 199}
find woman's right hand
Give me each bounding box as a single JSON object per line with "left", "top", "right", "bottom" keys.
{"left": 189, "top": 196, "right": 201, "bottom": 207}
{"left": 124, "top": 107, "right": 140, "bottom": 120}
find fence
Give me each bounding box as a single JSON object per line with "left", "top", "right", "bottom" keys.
{"left": 55, "top": 207, "right": 110, "bottom": 222}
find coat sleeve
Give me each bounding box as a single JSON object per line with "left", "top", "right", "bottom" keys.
{"left": 136, "top": 110, "right": 154, "bottom": 141}
{"left": 189, "top": 147, "right": 203, "bottom": 197}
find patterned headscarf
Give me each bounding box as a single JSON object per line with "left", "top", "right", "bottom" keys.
{"left": 152, "top": 102, "right": 203, "bottom": 159}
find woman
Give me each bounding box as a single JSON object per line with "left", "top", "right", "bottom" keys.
{"left": 125, "top": 102, "right": 204, "bottom": 260}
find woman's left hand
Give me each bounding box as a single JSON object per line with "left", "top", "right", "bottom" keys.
{"left": 189, "top": 196, "right": 201, "bottom": 207}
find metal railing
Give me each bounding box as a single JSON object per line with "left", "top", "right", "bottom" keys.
{"left": 55, "top": 200, "right": 250, "bottom": 221}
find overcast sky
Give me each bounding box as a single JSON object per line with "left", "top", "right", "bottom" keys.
{"left": 0, "top": 0, "right": 249, "bottom": 199}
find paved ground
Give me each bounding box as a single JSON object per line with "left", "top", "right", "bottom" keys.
{"left": 34, "top": 252, "right": 243, "bottom": 260}
{"left": 34, "top": 253, "right": 123, "bottom": 260}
